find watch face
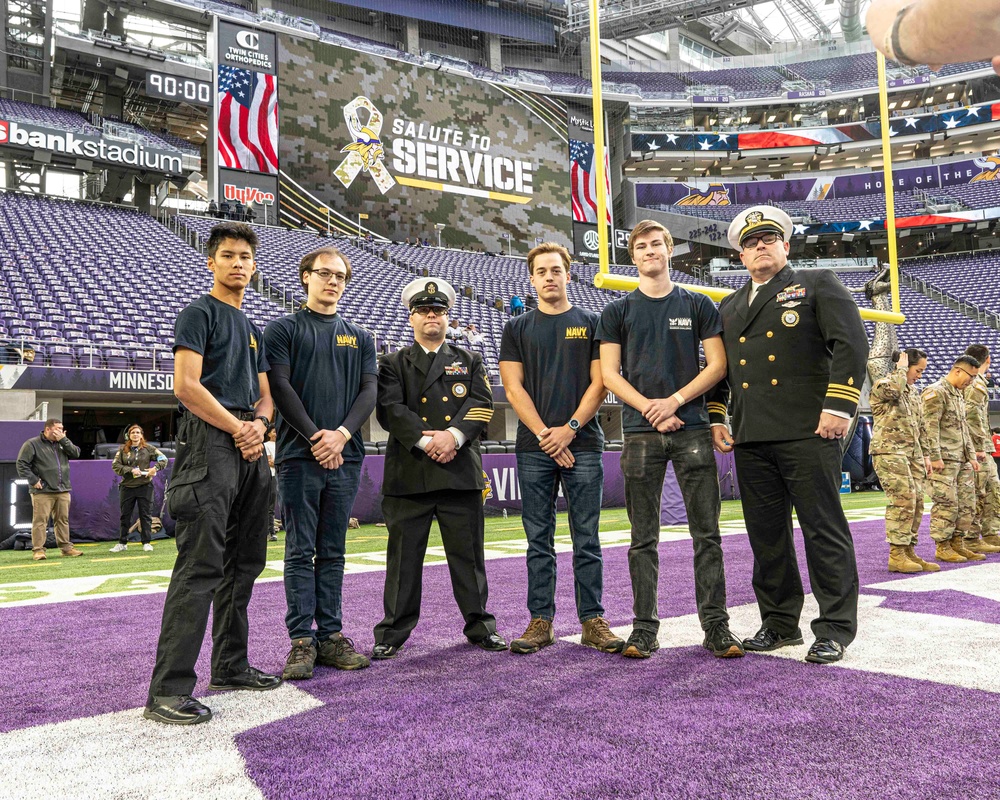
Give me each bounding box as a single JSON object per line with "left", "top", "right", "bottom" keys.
{"left": 569, "top": 419, "right": 580, "bottom": 431}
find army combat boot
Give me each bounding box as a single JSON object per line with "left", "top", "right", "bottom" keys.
{"left": 905, "top": 545, "right": 940, "bottom": 572}
{"left": 935, "top": 539, "right": 968, "bottom": 563}
{"left": 951, "top": 536, "right": 986, "bottom": 561}
{"left": 888, "top": 544, "right": 922, "bottom": 573}
{"left": 965, "top": 536, "right": 1000, "bottom": 555}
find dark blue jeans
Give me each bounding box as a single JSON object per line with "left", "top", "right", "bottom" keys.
{"left": 621, "top": 428, "right": 728, "bottom": 634}
{"left": 278, "top": 457, "right": 362, "bottom": 642}
{"left": 517, "top": 450, "right": 605, "bottom": 622}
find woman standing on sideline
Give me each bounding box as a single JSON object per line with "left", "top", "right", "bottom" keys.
{"left": 111, "top": 424, "right": 167, "bottom": 552}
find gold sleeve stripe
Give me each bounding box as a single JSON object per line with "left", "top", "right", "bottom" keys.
{"left": 828, "top": 384, "right": 861, "bottom": 397}
{"left": 707, "top": 403, "right": 728, "bottom": 412}
{"left": 465, "top": 411, "right": 494, "bottom": 420}
{"left": 826, "top": 390, "right": 861, "bottom": 402}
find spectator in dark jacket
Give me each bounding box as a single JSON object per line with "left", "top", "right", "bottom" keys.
{"left": 110, "top": 424, "right": 168, "bottom": 553}
{"left": 16, "top": 418, "right": 82, "bottom": 560}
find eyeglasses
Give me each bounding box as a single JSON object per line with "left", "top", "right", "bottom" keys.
{"left": 742, "top": 232, "right": 783, "bottom": 249}
{"left": 310, "top": 269, "right": 348, "bottom": 284}
{"left": 412, "top": 306, "right": 447, "bottom": 317}
{"left": 956, "top": 368, "right": 977, "bottom": 378}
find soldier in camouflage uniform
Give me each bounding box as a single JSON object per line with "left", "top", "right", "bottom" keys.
{"left": 922, "top": 355, "right": 985, "bottom": 563}
{"left": 871, "top": 348, "right": 938, "bottom": 573}
{"left": 963, "top": 344, "right": 1000, "bottom": 553}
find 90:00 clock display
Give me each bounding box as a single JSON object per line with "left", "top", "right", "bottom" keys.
{"left": 145, "top": 71, "right": 212, "bottom": 105}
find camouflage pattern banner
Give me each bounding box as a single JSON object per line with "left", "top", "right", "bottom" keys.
{"left": 277, "top": 36, "right": 571, "bottom": 252}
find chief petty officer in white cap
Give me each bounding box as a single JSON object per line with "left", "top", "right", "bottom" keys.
{"left": 708, "top": 205, "right": 869, "bottom": 665}
{"left": 372, "top": 277, "right": 508, "bottom": 659}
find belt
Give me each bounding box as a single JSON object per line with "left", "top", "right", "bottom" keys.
{"left": 181, "top": 409, "right": 255, "bottom": 421}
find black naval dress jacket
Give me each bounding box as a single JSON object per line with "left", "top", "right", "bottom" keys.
{"left": 708, "top": 265, "right": 869, "bottom": 441}
{"left": 377, "top": 341, "right": 494, "bottom": 496}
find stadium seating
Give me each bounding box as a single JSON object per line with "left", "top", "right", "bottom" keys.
{"left": 711, "top": 268, "right": 997, "bottom": 385}
{"left": 0, "top": 193, "right": 284, "bottom": 368}
{"left": 902, "top": 252, "right": 1000, "bottom": 316}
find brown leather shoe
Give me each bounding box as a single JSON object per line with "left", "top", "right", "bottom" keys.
{"left": 905, "top": 545, "right": 940, "bottom": 572}
{"left": 60, "top": 547, "right": 83, "bottom": 557}
{"left": 952, "top": 536, "right": 986, "bottom": 561}
{"left": 581, "top": 616, "right": 625, "bottom": 653}
{"left": 32, "top": 550, "right": 46, "bottom": 561}
{"left": 510, "top": 618, "right": 554, "bottom": 654}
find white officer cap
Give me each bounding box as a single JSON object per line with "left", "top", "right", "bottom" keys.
{"left": 727, "top": 205, "right": 795, "bottom": 251}
{"left": 401, "top": 277, "right": 456, "bottom": 311}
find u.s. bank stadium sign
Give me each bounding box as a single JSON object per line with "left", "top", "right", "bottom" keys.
{"left": 0, "top": 366, "right": 175, "bottom": 394}
{"left": 0, "top": 120, "right": 184, "bottom": 173}
{"left": 334, "top": 96, "right": 535, "bottom": 206}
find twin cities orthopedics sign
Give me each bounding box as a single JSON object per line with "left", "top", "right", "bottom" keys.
{"left": 218, "top": 20, "right": 277, "bottom": 75}
{"left": 0, "top": 119, "right": 183, "bottom": 173}
{"left": 334, "top": 96, "right": 534, "bottom": 205}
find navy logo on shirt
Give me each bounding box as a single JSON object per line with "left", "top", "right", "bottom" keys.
{"left": 336, "top": 334, "right": 358, "bottom": 348}
{"left": 249, "top": 334, "right": 258, "bottom": 351}
{"left": 669, "top": 317, "right": 692, "bottom": 330}
{"left": 565, "top": 326, "right": 589, "bottom": 340}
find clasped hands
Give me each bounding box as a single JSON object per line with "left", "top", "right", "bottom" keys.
{"left": 423, "top": 430, "right": 459, "bottom": 464}
{"left": 644, "top": 397, "right": 684, "bottom": 434}
{"left": 233, "top": 419, "right": 267, "bottom": 463}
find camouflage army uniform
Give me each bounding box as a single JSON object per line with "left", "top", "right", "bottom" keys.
{"left": 965, "top": 374, "right": 1000, "bottom": 540}
{"left": 870, "top": 368, "right": 925, "bottom": 546}
{"left": 922, "top": 379, "right": 977, "bottom": 543}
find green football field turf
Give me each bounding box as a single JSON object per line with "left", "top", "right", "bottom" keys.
{"left": 0, "top": 492, "right": 890, "bottom": 585}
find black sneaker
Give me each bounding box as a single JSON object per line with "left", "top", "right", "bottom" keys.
{"left": 317, "top": 633, "right": 371, "bottom": 670}
{"left": 702, "top": 624, "right": 746, "bottom": 658}
{"left": 743, "top": 626, "right": 804, "bottom": 652}
{"left": 621, "top": 628, "right": 660, "bottom": 659}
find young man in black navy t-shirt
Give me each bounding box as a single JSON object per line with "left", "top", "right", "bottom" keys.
{"left": 500, "top": 243, "right": 624, "bottom": 656}
{"left": 146, "top": 222, "right": 280, "bottom": 726}
{"left": 264, "top": 247, "right": 377, "bottom": 680}
{"left": 597, "top": 219, "right": 742, "bottom": 661}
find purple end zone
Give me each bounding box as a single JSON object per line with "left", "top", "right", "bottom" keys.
{"left": 3, "top": 516, "right": 1000, "bottom": 799}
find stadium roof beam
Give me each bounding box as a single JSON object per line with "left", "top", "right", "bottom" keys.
{"left": 785, "top": 0, "right": 831, "bottom": 36}
{"left": 561, "top": 0, "right": 778, "bottom": 46}
{"left": 774, "top": 1, "right": 803, "bottom": 43}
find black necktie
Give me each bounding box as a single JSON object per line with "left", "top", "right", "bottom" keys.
{"left": 417, "top": 347, "right": 434, "bottom": 373}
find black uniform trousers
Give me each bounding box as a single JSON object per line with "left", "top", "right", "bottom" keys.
{"left": 148, "top": 413, "right": 270, "bottom": 700}
{"left": 374, "top": 489, "right": 496, "bottom": 647}
{"left": 119, "top": 483, "right": 154, "bottom": 544}
{"left": 734, "top": 437, "right": 859, "bottom": 647}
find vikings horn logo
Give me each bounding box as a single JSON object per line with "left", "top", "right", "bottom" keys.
{"left": 970, "top": 155, "right": 1000, "bottom": 183}
{"left": 334, "top": 96, "right": 396, "bottom": 194}
{"left": 676, "top": 183, "right": 731, "bottom": 207}
{"left": 482, "top": 470, "right": 494, "bottom": 505}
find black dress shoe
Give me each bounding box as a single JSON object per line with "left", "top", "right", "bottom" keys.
{"left": 743, "top": 626, "right": 804, "bottom": 652}
{"left": 804, "top": 638, "right": 845, "bottom": 664}
{"left": 208, "top": 666, "right": 282, "bottom": 691}
{"left": 372, "top": 642, "right": 402, "bottom": 660}
{"left": 472, "top": 632, "right": 509, "bottom": 652}
{"left": 143, "top": 695, "right": 212, "bottom": 725}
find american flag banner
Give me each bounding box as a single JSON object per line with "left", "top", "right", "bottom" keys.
{"left": 217, "top": 65, "right": 278, "bottom": 174}
{"left": 569, "top": 138, "right": 611, "bottom": 224}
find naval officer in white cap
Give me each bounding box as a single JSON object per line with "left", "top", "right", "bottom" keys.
{"left": 708, "top": 205, "right": 869, "bottom": 665}
{"left": 372, "top": 277, "right": 508, "bottom": 659}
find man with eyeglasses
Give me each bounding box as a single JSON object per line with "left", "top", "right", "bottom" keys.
{"left": 263, "top": 247, "right": 377, "bottom": 680}
{"left": 710, "top": 206, "right": 869, "bottom": 665}
{"left": 922, "top": 354, "right": 984, "bottom": 562}
{"left": 372, "top": 278, "right": 506, "bottom": 659}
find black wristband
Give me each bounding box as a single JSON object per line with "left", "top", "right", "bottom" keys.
{"left": 890, "top": 4, "right": 918, "bottom": 67}
{"left": 255, "top": 415, "right": 272, "bottom": 433}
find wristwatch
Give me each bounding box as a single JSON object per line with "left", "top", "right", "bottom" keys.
{"left": 568, "top": 418, "right": 581, "bottom": 432}
{"left": 255, "top": 415, "right": 272, "bottom": 433}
